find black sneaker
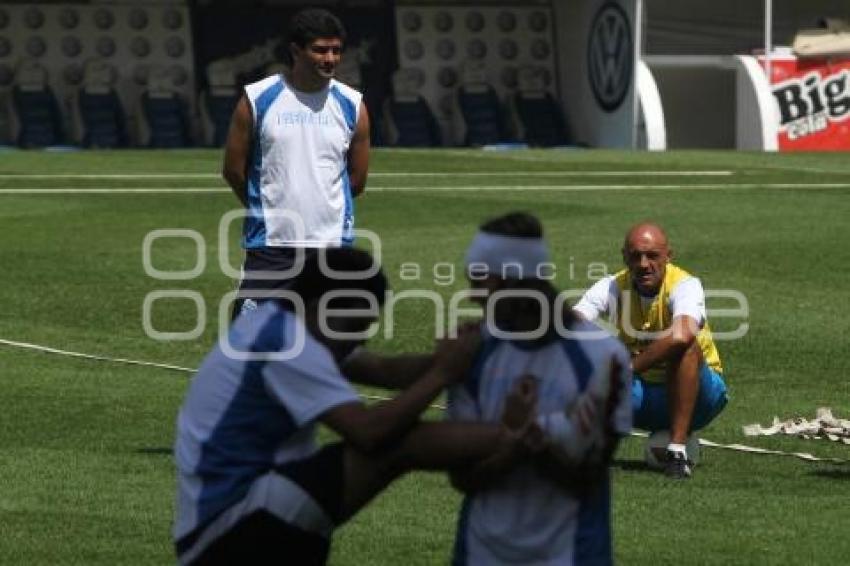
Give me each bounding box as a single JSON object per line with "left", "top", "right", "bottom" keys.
{"left": 664, "top": 449, "right": 692, "bottom": 479}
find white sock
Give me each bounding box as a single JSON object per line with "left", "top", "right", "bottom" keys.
{"left": 667, "top": 443, "right": 687, "bottom": 455}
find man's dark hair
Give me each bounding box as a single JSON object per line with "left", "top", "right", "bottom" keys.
{"left": 288, "top": 247, "right": 387, "bottom": 308}
{"left": 479, "top": 211, "right": 543, "bottom": 239}
{"left": 287, "top": 8, "right": 347, "bottom": 48}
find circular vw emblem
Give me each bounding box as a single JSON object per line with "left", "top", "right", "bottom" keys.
{"left": 587, "top": 2, "right": 633, "bottom": 112}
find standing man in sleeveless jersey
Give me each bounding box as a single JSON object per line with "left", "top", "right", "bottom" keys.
{"left": 574, "top": 222, "right": 729, "bottom": 479}
{"left": 222, "top": 8, "right": 370, "bottom": 318}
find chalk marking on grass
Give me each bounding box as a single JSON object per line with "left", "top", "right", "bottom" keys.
{"left": 0, "top": 337, "right": 196, "bottom": 373}
{"left": 0, "top": 173, "right": 221, "bottom": 179}
{"left": 0, "top": 170, "right": 734, "bottom": 180}
{"left": 361, "top": 171, "right": 737, "bottom": 178}
{"left": 0, "top": 188, "right": 230, "bottom": 194}
{"left": 1, "top": 336, "right": 846, "bottom": 462}
{"left": 0, "top": 337, "right": 424, "bottom": 407}
{"left": 2, "top": 183, "right": 850, "bottom": 195}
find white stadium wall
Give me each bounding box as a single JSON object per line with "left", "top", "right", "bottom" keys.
{"left": 0, "top": 1, "right": 195, "bottom": 145}
{"left": 554, "top": 0, "right": 640, "bottom": 149}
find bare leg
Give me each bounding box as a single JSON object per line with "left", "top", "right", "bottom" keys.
{"left": 338, "top": 421, "right": 504, "bottom": 523}
{"left": 666, "top": 343, "right": 702, "bottom": 445}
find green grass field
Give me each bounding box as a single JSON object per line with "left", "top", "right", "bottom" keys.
{"left": 1, "top": 148, "right": 849, "bottom": 564}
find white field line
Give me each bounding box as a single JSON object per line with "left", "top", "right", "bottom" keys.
{"left": 2, "top": 183, "right": 850, "bottom": 194}
{"left": 0, "top": 337, "right": 432, "bottom": 408}
{"left": 0, "top": 170, "right": 734, "bottom": 179}
{"left": 0, "top": 173, "right": 221, "bottom": 179}
{"left": 0, "top": 188, "right": 230, "bottom": 193}
{"left": 1, "top": 336, "right": 846, "bottom": 463}
{"left": 363, "top": 183, "right": 850, "bottom": 191}
{"left": 374, "top": 171, "right": 736, "bottom": 177}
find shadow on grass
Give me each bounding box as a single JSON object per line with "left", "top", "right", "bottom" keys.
{"left": 612, "top": 458, "right": 656, "bottom": 474}
{"left": 809, "top": 467, "right": 850, "bottom": 481}
{"left": 136, "top": 447, "right": 172, "bottom": 456}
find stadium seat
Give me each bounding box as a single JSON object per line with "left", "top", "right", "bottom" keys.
{"left": 0, "top": 98, "right": 12, "bottom": 146}
{"left": 510, "top": 66, "right": 570, "bottom": 147}
{"left": 456, "top": 61, "right": 510, "bottom": 146}
{"left": 139, "top": 67, "right": 191, "bottom": 148}
{"left": 336, "top": 54, "right": 363, "bottom": 90}
{"left": 72, "top": 59, "right": 128, "bottom": 148}
{"left": 382, "top": 68, "right": 441, "bottom": 147}
{"left": 10, "top": 59, "right": 65, "bottom": 148}
{"left": 199, "top": 60, "right": 239, "bottom": 147}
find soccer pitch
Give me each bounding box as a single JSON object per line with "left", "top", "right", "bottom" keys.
{"left": 1, "top": 148, "right": 849, "bottom": 564}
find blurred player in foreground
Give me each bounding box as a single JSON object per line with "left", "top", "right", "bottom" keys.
{"left": 447, "top": 212, "right": 632, "bottom": 565}
{"left": 173, "top": 248, "right": 536, "bottom": 565}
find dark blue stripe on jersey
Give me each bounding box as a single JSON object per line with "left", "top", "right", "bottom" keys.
{"left": 194, "top": 309, "right": 296, "bottom": 532}
{"left": 465, "top": 336, "right": 500, "bottom": 411}
{"left": 450, "top": 496, "right": 473, "bottom": 566}
{"left": 561, "top": 338, "right": 593, "bottom": 392}
{"left": 243, "top": 79, "right": 285, "bottom": 248}
{"left": 574, "top": 469, "right": 613, "bottom": 566}
{"left": 330, "top": 85, "right": 356, "bottom": 132}
{"left": 340, "top": 168, "right": 353, "bottom": 246}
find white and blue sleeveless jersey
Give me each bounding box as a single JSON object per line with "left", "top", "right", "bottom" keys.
{"left": 173, "top": 302, "right": 360, "bottom": 544}
{"left": 447, "top": 320, "right": 632, "bottom": 566}
{"left": 242, "top": 74, "right": 362, "bottom": 249}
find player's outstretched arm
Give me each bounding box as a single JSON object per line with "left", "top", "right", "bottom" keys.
{"left": 347, "top": 101, "right": 370, "bottom": 197}
{"left": 222, "top": 94, "right": 253, "bottom": 207}
{"left": 321, "top": 328, "right": 480, "bottom": 454}
{"left": 341, "top": 350, "right": 435, "bottom": 390}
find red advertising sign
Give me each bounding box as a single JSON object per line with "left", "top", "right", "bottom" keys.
{"left": 759, "top": 54, "right": 850, "bottom": 151}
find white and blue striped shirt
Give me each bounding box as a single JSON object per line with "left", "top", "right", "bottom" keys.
{"left": 447, "top": 320, "right": 632, "bottom": 565}
{"left": 173, "top": 302, "right": 359, "bottom": 550}
{"left": 242, "top": 74, "right": 362, "bottom": 248}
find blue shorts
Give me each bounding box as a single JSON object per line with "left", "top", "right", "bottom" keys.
{"left": 631, "top": 365, "right": 728, "bottom": 433}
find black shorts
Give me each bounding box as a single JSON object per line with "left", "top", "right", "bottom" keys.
{"left": 233, "top": 248, "right": 317, "bottom": 320}
{"left": 237, "top": 247, "right": 318, "bottom": 293}
{"left": 179, "top": 443, "right": 346, "bottom": 566}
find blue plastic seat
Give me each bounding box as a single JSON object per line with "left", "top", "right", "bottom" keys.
{"left": 11, "top": 60, "right": 64, "bottom": 148}
{"left": 75, "top": 59, "right": 127, "bottom": 148}
{"left": 140, "top": 68, "right": 191, "bottom": 148}
{"left": 457, "top": 62, "right": 509, "bottom": 147}
{"left": 383, "top": 69, "right": 441, "bottom": 147}
{"left": 200, "top": 60, "right": 239, "bottom": 147}
{"left": 512, "top": 66, "right": 569, "bottom": 147}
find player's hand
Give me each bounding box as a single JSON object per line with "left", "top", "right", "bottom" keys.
{"left": 432, "top": 324, "right": 481, "bottom": 384}
{"left": 502, "top": 374, "right": 538, "bottom": 431}
{"left": 603, "top": 356, "right": 624, "bottom": 441}
{"left": 578, "top": 355, "right": 625, "bottom": 466}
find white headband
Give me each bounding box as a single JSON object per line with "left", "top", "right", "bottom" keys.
{"left": 464, "top": 232, "right": 551, "bottom": 279}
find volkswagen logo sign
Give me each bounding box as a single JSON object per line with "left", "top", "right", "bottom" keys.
{"left": 588, "top": 2, "right": 633, "bottom": 112}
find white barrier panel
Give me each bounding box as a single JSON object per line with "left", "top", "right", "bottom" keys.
{"left": 636, "top": 59, "right": 665, "bottom": 150}
{"left": 554, "top": 0, "right": 640, "bottom": 149}
{"left": 735, "top": 55, "right": 778, "bottom": 151}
